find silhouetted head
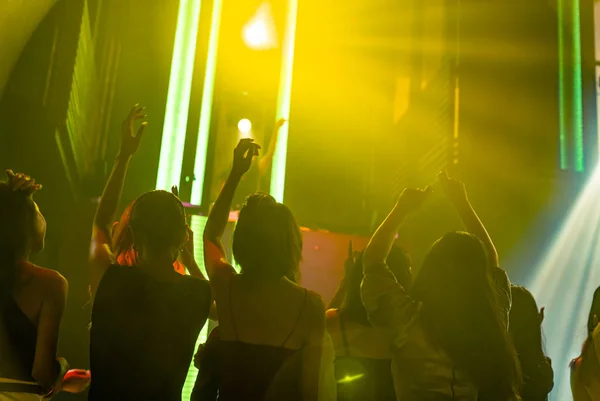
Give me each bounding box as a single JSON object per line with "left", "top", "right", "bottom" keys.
{"left": 509, "top": 286, "right": 544, "bottom": 356}
{"left": 0, "top": 182, "right": 46, "bottom": 299}
{"left": 343, "top": 246, "right": 411, "bottom": 326}
{"left": 129, "top": 190, "right": 186, "bottom": 266}
{"left": 509, "top": 286, "right": 553, "bottom": 398}
{"left": 233, "top": 193, "right": 302, "bottom": 281}
{"left": 587, "top": 286, "right": 600, "bottom": 337}
{"left": 411, "top": 231, "right": 521, "bottom": 400}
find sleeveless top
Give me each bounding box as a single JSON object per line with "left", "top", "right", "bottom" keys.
{"left": 334, "top": 313, "right": 396, "bottom": 401}
{"left": 0, "top": 297, "right": 37, "bottom": 382}
{"left": 89, "top": 265, "right": 211, "bottom": 401}
{"left": 202, "top": 286, "right": 309, "bottom": 401}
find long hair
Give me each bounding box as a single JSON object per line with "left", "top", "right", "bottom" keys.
{"left": 342, "top": 247, "right": 411, "bottom": 326}
{"left": 509, "top": 286, "right": 553, "bottom": 398}
{"left": 576, "top": 286, "right": 600, "bottom": 381}
{"left": 410, "top": 232, "right": 521, "bottom": 401}
{"left": 233, "top": 193, "right": 302, "bottom": 281}
{"left": 0, "top": 183, "right": 36, "bottom": 303}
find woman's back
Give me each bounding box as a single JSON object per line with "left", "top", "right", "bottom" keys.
{"left": 210, "top": 272, "right": 321, "bottom": 401}
{"left": 89, "top": 265, "right": 211, "bottom": 401}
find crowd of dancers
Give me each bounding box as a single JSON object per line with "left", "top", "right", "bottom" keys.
{"left": 1, "top": 105, "right": 600, "bottom": 401}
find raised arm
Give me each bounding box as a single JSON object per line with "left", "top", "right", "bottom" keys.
{"left": 438, "top": 171, "right": 499, "bottom": 268}
{"left": 361, "top": 189, "right": 428, "bottom": 340}
{"left": 258, "top": 118, "right": 286, "bottom": 178}
{"left": 89, "top": 105, "right": 147, "bottom": 294}
{"left": 204, "top": 139, "right": 260, "bottom": 279}
{"left": 327, "top": 241, "right": 354, "bottom": 309}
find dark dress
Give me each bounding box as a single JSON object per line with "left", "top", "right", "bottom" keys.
{"left": 89, "top": 265, "right": 211, "bottom": 401}
{"left": 0, "top": 297, "right": 46, "bottom": 395}
{"left": 334, "top": 313, "right": 396, "bottom": 401}
{"left": 196, "top": 287, "right": 309, "bottom": 401}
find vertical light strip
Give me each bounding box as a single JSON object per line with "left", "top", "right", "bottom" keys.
{"left": 181, "top": 216, "right": 210, "bottom": 401}
{"left": 156, "top": 0, "right": 203, "bottom": 190}
{"left": 270, "top": 0, "right": 299, "bottom": 203}
{"left": 558, "top": 0, "right": 569, "bottom": 170}
{"left": 572, "top": 0, "right": 584, "bottom": 172}
{"left": 191, "top": 0, "right": 223, "bottom": 205}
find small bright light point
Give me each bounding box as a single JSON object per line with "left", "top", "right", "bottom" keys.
{"left": 238, "top": 118, "right": 252, "bottom": 134}
{"left": 242, "top": 2, "right": 278, "bottom": 50}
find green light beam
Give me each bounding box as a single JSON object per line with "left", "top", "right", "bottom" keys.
{"left": 191, "top": 0, "right": 223, "bottom": 205}
{"left": 270, "top": 0, "right": 299, "bottom": 203}
{"left": 572, "top": 0, "right": 584, "bottom": 172}
{"left": 156, "top": 0, "right": 203, "bottom": 190}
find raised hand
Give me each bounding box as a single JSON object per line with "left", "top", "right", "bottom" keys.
{"left": 5, "top": 170, "right": 42, "bottom": 195}
{"left": 232, "top": 138, "right": 261, "bottom": 177}
{"left": 118, "top": 104, "right": 148, "bottom": 159}
{"left": 438, "top": 171, "right": 468, "bottom": 205}
{"left": 396, "top": 187, "right": 431, "bottom": 213}
{"left": 171, "top": 185, "right": 180, "bottom": 198}
{"left": 275, "top": 118, "right": 287, "bottom": 129}
{"left": 180, "top": 225, "right": 196, "bottom": 267}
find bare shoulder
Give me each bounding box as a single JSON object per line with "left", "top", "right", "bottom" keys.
{"left": 30, "top": 265, "right": 68, "bottom": 296}
{"left": 305, "top": 289, "right": 325, "bottom": 318}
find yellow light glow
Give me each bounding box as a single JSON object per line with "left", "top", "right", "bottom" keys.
{"left": 242, "top": 2, "right": 278, "bottom": 50}
{"left": 237, "top": 118, "right": 252, "bottom": 134}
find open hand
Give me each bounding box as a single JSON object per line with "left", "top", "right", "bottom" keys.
{"left": 5, "top": 170, "right": 42, "bottom": 195}
{"left": 438, "top": 171, "right": 468, "bottom": 205}
{"left": 118, "top": 104, "right": 148, "bottom": 158}
{"left": 232, "top": 139, "right": 261, "bottom": 177}
{"left": 396, "top": 187, "right": 431, "bottom": 213}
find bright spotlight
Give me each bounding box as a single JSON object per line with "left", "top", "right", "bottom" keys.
{"left": 242, "top": 2, "right": 278, "bottom": 50}
{"left": 237, "top": 118, "right": 252, "bottom": 134}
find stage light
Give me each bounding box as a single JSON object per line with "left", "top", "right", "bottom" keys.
{"left": 270, "top": 0, "right": 298, "bottom": 203}
{"left": 156, "top": 0, "right": 202, "bottom": 191}
{"left": 528, "top": 166, "right": 600, "bottom": 400}
{"left": 242, "top": 2, "right": 278, "bottom": 50}
{"left": 237, "top": 118, "right": 252, "bottom": 134}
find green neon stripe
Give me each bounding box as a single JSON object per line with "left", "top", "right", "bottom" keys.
{"left": 270, "top": 0, "right": 299, "bottom": 203}
{"left": 181, "top": 216, "right": 210, "bottom": 401}
{"left": 156, "top": 0, "right": 203, "bottom": 190}
{"left": 191, "top": 0, "right": 223, "bottom": 205}
{"left": 558, "top": 0, "right": 568, "bottom": 170}
{"left": 572, "top": 0, "right": 584, "bottom": 172}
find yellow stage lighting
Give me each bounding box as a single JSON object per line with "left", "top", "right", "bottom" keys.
{"left": 242, "top": 2, "right": 277, "bottom": 50}
{"left": 238, "top": 118, "right": 252, "bottom": 134}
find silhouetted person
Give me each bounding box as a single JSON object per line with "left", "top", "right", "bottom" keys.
{"left": 89, "top": 189, "right": 211, "bottom": 401}
{"left": 509, "top": 286, "right": 553, "bottom": 401}
{"left": 571, "top": 286, "right": 600, "bottom": 400}
{"left": 0, "top": 171, "right": 89, "bottom": 399}
{"left": 361, "top": 172, "right": 522, "bottom": 401}
{"left": 327, "top": 248, "right": 409, "bottom": 401}
{"left": 202, "top": 139, "right": 335, "bottom": 401}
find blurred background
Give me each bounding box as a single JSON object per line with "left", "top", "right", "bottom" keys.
{"left": 1, "top": 0, "right": 599, "bottom": 399}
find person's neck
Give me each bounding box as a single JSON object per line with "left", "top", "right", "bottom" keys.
{"left": 136, "top": 257, "right": 176, "bottom": 278}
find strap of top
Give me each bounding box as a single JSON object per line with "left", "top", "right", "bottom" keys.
{"left": 339, "top": 310, "right": 351, "bottom": 357}
{"left": 228, "top": 280, "right": 238, "bottom": 341}
{"left": 281, "top": 289, "right": 309, "bottom": 348}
